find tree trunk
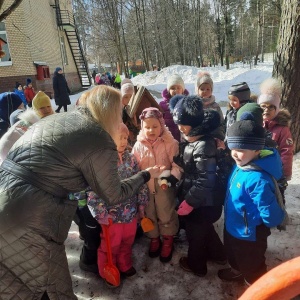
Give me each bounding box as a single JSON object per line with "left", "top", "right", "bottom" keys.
{"left": 273, "top": 0, "right": 300, "bottom": 153}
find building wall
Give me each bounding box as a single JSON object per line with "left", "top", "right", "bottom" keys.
{"left": 0, "top": 0, "right": 82, "bottom": 95}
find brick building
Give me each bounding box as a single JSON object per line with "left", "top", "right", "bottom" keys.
{"left": 0, "top": 0, "right": 90, "bottom": 97}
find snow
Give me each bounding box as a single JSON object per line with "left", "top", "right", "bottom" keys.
{"left": 65, "top": 62, "right": 300, "bottom": 300}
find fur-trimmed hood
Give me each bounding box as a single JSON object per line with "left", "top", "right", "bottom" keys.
{"left": 18, "top": 109, "right": 41, "bottom": 124}
{"left": 273, "top": 108, "right": 291, "bottom": 127}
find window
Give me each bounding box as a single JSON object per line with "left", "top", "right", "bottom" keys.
{"left": 0, "top": 22, "right": 12, "bottom": 66}
{"left": 60, "top": 36, "right": 68, "bottom": 65}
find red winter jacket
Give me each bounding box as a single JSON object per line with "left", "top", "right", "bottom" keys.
{"left": 264, "top": 109, "right": 294, "bottom": 180}
{"left": 24, "top": 87, "right": 36, "bottom": 104}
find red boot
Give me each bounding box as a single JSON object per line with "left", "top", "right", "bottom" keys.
{"left": 160, "top": 235, "right": 174, "bottom": 263}
{"left": 149, "top": 237, "right": 161, "bottom": 258}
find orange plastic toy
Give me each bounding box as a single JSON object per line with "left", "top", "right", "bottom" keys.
{"left": 239, "top": 256, "right": 300, "bottom": 300}
{"left": 102, "top": 219, "right": 120, "bottom": 287}
{"left": 140, "top": 217, "right": 154, "bottom": 232}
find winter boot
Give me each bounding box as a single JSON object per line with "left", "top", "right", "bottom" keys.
{"left": 149, "top": 237, "right": 161, "bottom": 258}
{"left": 160, "top": 235, "right": 174, "bottom": 263}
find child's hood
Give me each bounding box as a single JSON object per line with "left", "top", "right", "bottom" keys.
{"left": 18, "top": 109, "right": 41, "bottom": 124}
{"left": 161, "top": 88, "right": 189, "bottom": 101}
{"left": 273, "top": 108, "right": 291, "bottom": 127}
{"left": 251, "top": 148, "right": 283, "bottom": 180}
{"left": 136, "top": 125, "right": 176, "bottom": 144}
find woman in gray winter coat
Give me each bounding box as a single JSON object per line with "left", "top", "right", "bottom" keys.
{"left": 0, "top": 85, "right": 164, "bottom": 300}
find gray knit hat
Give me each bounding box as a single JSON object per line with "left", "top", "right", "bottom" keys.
{"left": 228, "top": 82, "right": 251, "bottom": 103}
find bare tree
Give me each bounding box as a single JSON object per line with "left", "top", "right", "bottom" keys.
{"left": 273, "top": 0, "right": 300, "bottom": 153}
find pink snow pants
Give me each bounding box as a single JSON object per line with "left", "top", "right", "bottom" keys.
{"left": 98, "top": 218, "right": 137, "bottom": 278}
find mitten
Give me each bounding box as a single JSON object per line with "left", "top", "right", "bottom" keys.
{"left": 160, "top": 175, "right": 179, "bottom": 188}
{"left": 177, "top": 200, "right": 194, "bottom": 216}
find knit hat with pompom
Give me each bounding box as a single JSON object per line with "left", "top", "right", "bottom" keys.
{"left": 195, "top": 71, "right": 213, "bottom": 93}
{"left": 258, "top": 78, "right": 282, "bottom": 116}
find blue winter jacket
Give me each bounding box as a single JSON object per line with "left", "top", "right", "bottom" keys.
{"left": 224, "top": 148, "right": 284, "bottom": 241}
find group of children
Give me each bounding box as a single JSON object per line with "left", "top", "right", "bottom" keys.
{"left": 76, "top": 71, "right": 293, "bottom": 288}
{"left": 13, "top": 78, "right": 36, "bottom": 108}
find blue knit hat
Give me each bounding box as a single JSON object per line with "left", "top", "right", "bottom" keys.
{"left": 169, "top": 95, "right": 204, "bottom": 128}
{"left": 26, "top": 78, "right": 32, "bottom": 86}
{"left": 227, "top": 113, "right": 265, "bottom": 150}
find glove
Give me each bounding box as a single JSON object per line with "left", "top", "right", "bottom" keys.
{"left": 160, "top": 175, "right": 179, "bottom": 187}
{"left": 177, "top": 200, "right": 194, "bottom": 216}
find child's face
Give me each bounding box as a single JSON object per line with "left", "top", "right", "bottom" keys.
{"left": 38, "top": 105, "right": 54, "bottom": 118}
{"left": 260, "top": 103, "right": 276, "bottom": 121}
{"left": 142, "top": 118, "right": 161, "bottom": 141}
{"left": 28, "top": 83, "right": 32, "bottom": 88}
{"left": 228, "top": 95, "right": 240, "bottom": 109}
{"left": 178, "top": 124, "right": 192, "bottom": 136}
{"left": 116, "top": 132, "right": 128, "bottom": 153}
{"left": 198, "top": 83, "right": 212, "bottom": 98}
{"left": 122, "top": 93, "right": 133, "bottom": 106}
{"left": 169, "top": 85, "right": 184, "bottom": 97}
{"left": 17, "top": 85, "right": 23, "bottom": 90}
{"left": 231, "top": 149, "right": 260, "bottom": 166}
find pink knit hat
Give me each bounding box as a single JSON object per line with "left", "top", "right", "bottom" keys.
{"left": 139, "top": 107, "right": 165, "bottom": 134}
{"left": 121, "top": 83, "right": 135, "bottom": 97}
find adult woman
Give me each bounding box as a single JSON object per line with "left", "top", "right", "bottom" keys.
{"left": 53, "top": 67, "right": 71, "bottom": 113}
{"left": 0, "top": 86, "right": 163, "bottom": 299}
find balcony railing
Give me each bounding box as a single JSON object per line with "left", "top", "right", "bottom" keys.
{"left": 56, "top": 9, "right": 75, "bottom": 28}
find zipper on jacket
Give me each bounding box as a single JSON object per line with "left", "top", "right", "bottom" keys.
{"left": 224, "top": 168, "right": 239, "bottom": 216}
{"left": 242, "top": 207, "right": 249, "bottom": 235}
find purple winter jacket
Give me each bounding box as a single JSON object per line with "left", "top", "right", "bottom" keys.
{"left": 159, "top": 88, "right": 189, "bottom": 142}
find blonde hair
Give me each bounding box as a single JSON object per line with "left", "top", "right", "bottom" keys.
{"left": 80, "top": 86, "right": 122, "bottom": 140}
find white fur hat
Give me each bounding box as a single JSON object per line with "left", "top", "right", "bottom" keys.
{"left": 167, "top": 74, "right": 185, "bottom": 92}
{"left": 258, "top": 78, "right": 282, "bottom": 116}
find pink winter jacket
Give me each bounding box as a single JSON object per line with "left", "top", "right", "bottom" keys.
{"left": 264, "top": 109, "right": 294, "bottom": 180}
{"left": 132, "top": 127, "right": 181, "bottom": 193}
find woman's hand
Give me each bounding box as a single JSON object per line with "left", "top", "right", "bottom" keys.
{"left": 146, "top": 165, "right": 166, "bottom": 178}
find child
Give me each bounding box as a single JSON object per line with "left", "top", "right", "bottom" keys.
{"left": 169, "top": 95, "right": 227, "bottom": 277}
{"left": 225, "top": 82, "right": 252, "bottom": 133}
{"left": 87, "top": 123, "right": 149, "bottom": 285}
{"left": 218, "top": 114, "right": 285, "bottom": 285}
{"left": 132, "top": 107, "right": 180, "bottom": 262}
{"left": 195, "top": 71, "right": 224, "bottom": 122}
{"left": 24, "top": 78, "right": 36, "bottom": 108}
{"left": 160, "top": 74, "right": 189, "bottom": 142}
{"left": 258, "top": 78, "right": 294, "bottom": 182}
{"left": 14, "top": 82, "right": 27, "bottom": 108}
{"left": 121, "top": 79, "right": 139, "bottom": 146}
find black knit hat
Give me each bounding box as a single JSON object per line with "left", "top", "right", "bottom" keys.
{"left": 170, "top": 95, "right": 204, "bottom": 128}
{"left": 228, "top": 82, "right": 250, "bottom": 103}
{"left": 227, "top": 113, "right": 265, "bottom": 150}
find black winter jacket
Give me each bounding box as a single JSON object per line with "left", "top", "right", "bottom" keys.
{"left": 175, "top": 135, "right": 222, "bottom": 209}
{"left": 0, "top": 108, "right": 147, "bottom": 299}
